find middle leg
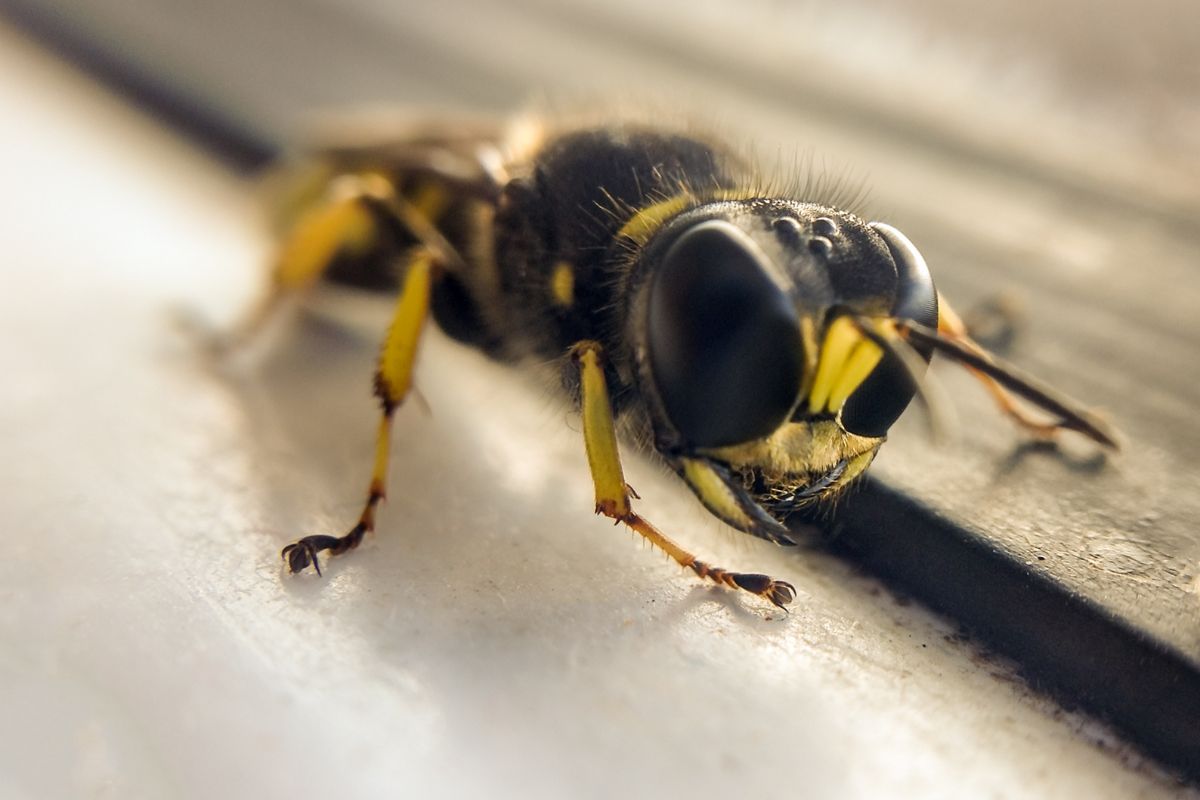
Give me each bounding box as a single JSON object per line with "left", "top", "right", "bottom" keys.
{"left": 282, "top": 246, "right": 438, "bottom": 575}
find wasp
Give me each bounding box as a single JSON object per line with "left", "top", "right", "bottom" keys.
{"left": 239, "top": 113, "right": 1119, "bottom": 609}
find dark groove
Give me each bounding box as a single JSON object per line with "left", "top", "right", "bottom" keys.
{"left": 827, "top": 477, "right": 1200, "bottom": 782}
{"left": 0, "top": 0, "right": 279, "bottom": 171}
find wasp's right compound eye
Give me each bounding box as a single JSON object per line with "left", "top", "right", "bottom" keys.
{"left": 647, "top": 220, "right": 805, "bottom": 448}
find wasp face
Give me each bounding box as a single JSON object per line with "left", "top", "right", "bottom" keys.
{"left": 633, "top": 201, "right": 938, "bottom": 532}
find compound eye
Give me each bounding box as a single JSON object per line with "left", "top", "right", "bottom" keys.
{"left": 647, "top": 220, "right": 804, "bottom": 447}
{"left": 840, "top": 222, "right": 940, "bottom": 437}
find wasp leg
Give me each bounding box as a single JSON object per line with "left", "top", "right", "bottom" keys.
{"left": 934, "top": 295, "right": 1118, "bottom": 447}
{"left": 568, "top": 340, "right": 796, "bottom": 609}
{"left": 229, "top": 169, "right": 472, "bottom": 346}
{"left": 282, "top": 248, "right": 437, "bottom": 575}
{"left": 225, "top": 174, "right": 383, "bottom": 345}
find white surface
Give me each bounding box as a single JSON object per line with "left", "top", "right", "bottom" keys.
{"left": 0, "top": 24, "right": 1191, "bottom": 800}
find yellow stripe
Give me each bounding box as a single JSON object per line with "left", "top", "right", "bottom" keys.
{"left": 827, "top": 339, "right": 884, "bottom": 413}
{"left": 797, "top": 316, "right": 820, "bottom": 400}
{"left": 807, "top": 316, "right": 861, "bottom": 414}
{"left": 551, "top": 261, "right": 575, "bottom": 307}
{"left": 808, "top": 317, "right": 899, "bottom": 417}
{"left": 617, "top": 194, "right": 693, "bottom": 245}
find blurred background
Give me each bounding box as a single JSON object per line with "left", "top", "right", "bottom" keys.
{"left": 9, "top": 0, "right": 1200, "bottom": 197}
{"left": 1, "top": 0, "right": 1199, "bottom": 797}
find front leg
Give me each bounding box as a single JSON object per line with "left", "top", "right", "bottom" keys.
{"left": 569, "top": 341, "right": 796, "bottom": 610}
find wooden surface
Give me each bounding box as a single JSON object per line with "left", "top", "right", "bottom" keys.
{"left": 5, "top": 0, "right": 1199, "bottom": 784}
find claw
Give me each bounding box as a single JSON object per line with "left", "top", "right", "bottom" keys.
{"left": 730, "top": 573, "right": 797, "bottom": 609}
{"left": 766, "top": 580, "right": 797, "bottom": 609}
{"left": 281, "top": 542, "right": 318, "bottom": 575}
{"left": 281, "top": 534, "right": 341, "bottom": 576}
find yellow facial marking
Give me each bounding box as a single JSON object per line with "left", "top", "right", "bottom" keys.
{"left": 827, "top": 339, "right": 884, "bottom": 413}
{"left": 807, "top": 316, "right": 862, "bottom": 415}
{"left": 797, "top": 316, "right": 820, "bottom": 400}
{"left": 706, "top": 418, "right": 877, "bottom": 479}
{"left": 679, "top": 458, "right": 754, "bottom": 530}
{"left": 551, "top": 261, "right": 575, "bottom": 307}
{"left": 807, "top": 317, "right": 893, "bottom": 418}
{"left": 617, "top": 194, "right": 693, "bottom": 245}
{"left": 840, "top": 449, "right": 877, "bottom": 486}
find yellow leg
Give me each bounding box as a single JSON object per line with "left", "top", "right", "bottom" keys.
{"left": 282, "top": 249, "right": 437, "bottom": 574}
{"left": 230, "top": 169, "right": 464, "bottom": 345}
{"left": 569, "top": 340, "right": 796, "bottom": 609}
{"left": 228, "top": 174, "right": 388, "bottom": 346}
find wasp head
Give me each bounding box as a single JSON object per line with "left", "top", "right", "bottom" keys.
{"left": 627, "top": 200, "right": 938, "bottom": 541}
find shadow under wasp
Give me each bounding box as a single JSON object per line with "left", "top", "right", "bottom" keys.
{"left": 229, "top": 113, "right": 1119, "bottom": 609}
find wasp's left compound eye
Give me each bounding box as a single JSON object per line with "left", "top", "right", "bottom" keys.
{"left": 647, "top": 220, "right": 804, "bottom": 447}
{"left": 839, "top": 222, "right": 939, "bottom": 438}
